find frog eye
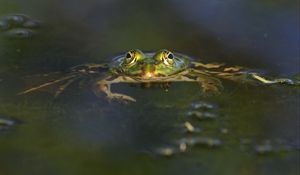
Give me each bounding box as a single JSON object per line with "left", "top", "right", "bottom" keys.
{"left": 162, "top": 51, "right": 174, "bottom": 66}
{"left": 124, "top": 50, "right": 137, "bottom": 65}
{"left": 126, "top": 53, "right": 131, "bottom": 59}
{"left": 167, "top": 53, "right": 174, "bottom": 59}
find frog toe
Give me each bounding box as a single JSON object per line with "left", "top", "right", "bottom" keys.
{"left": 107, "top": 93, "right": 137, "bottom": 103}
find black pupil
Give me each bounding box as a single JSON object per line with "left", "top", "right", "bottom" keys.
{"left": 168, "top": 53, "right": 174, "bottom": 59}
{"left": 126, "top": 53, "right": 131, "bottom": 58}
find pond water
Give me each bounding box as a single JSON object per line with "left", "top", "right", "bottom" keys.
{"left": 0, "top": 0, "right": 299, "bottom": 175}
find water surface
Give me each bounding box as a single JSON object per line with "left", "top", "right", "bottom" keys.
{"left": 0, "top": 0, "right": 299, "bottom": 175}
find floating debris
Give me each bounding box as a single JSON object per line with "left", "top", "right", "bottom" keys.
{"left": 183, "top": 121, "right": 201, "bottom": 133}
{"left": 179, "top": 142, "right": 187, "bottom": 152}
{"left": 154, "top": 146, "right": 178, "bottom": 157}
{"left": 184, "top": 121, "right": 195, "bottom": 132}
{"left": 186, "top": 111, "right": 217, "bottom": 120}
{"left": 175, "top": 121, "right": 202, "bottom": 134}
{"left": 191, "top": 101, "right": 216, "bottom": 110}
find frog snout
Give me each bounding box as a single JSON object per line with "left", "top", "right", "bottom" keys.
{"left": 142, "top": 64, "right": 156, "bottom": 78}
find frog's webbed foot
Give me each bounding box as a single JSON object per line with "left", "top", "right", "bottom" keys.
{"left": 106, "top": 93, "right": 136, "bottom": 103}
{"left": 94, "top": 80, "right": 136, "bottom": 103}
{"left": 18, "top": 74, "right": 79, "bottom": 95}
{"left": 18, "top": 63, "right": 108, "bottom": 97}
{"left": 249, "top": 73, "right": 298, "bottom": 85}
{"left": 188, "top": 69, "right": 223, "bottom": 94}
{"left": 70, "top": 63, "right": 109, "bottom": 74}
{"left": 197, "top": 76, "right": 223, "bottom": 95}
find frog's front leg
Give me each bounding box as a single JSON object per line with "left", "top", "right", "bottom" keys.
{"left": 94, "top": 76, "right": 137, "bottom": 103}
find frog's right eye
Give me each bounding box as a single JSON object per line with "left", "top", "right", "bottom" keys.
{"left": 154, "top": 49, "right": 175, "bottom": 66}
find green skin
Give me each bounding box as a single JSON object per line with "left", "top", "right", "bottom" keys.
{"left": 110, "top": 51, "right": 190, "bottom": 78}
{"left": 19, "top": 49, "right": 297, "bottom": 103}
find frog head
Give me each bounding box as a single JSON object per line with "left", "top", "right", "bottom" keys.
{"left": 111, "top": 49, "right": 190, "bottom": 79}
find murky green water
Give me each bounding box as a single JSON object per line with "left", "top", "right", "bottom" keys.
{"left": 0, "top": 0, "right": 299, "bottom": 175}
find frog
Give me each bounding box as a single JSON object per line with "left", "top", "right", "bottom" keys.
{"left": 18, "top": 49, "right": 298, "bottom": 103}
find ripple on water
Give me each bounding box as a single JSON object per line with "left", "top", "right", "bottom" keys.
{"left": 0, "top": 14, "right": 40, "bottom": 31}
{"left": 154, "top": 98, "right": 298, "bottom": 157}
{"left": 187, "top": 101, "right": 218, "bottom": 120}
{"left": 153, "top": 101, "right": 222, "bottom": 157}
{"left": 4, "top": 28, "right": 36, "bottom": 39}
{"left": 0, "top": 116, "right": 17, "bottom": 131}
{"left": 0, "top": 20, "right": 8, "bottom": 31}
{"left": 254, "top": 140, "right": 294, "bottom": 155}
{"left": 240, "top": 138, "right": 295, "bottom": 155}
{"left": 22, "top": 20, "right": 41, "bottom": 28}
{"left": 154, "top": 135, "right": 223, "bottom": 156}
{"left": 1, "top": 14, "right": 27, "bottom": 26}
{"left": 177, "top": 137, "right": 223, "bottom": 148}
{"left": 186, "top": 111, "right": 218, "bottom": 120}
{"left": 191, "top": 101, "right": 217, "bottom": 110}
{"left": 255, "top": 142, "right": 274, "bottom": 155}
{"left": 0, "top": 14, "right": 41, "bottom": 39}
